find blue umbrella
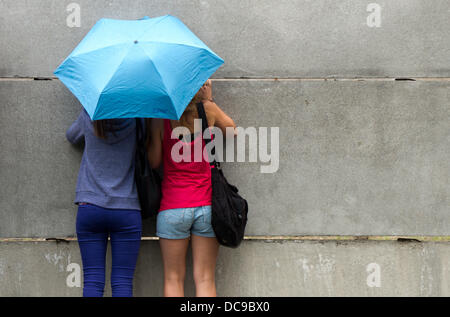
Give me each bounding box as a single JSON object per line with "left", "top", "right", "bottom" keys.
{"left": 54, "top": 15, "right": 224, "bottom": 120}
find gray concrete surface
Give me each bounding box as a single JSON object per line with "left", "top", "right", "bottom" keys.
{"left": 1, "top": 0, "right": 449, "bottom": 297}
{"left": 0, "top": 239, "right": 449, "bottom": 296}
{"left": 1, "top": 0, "right": 450, "bottom": 78}
{"left": 1, "top": 80, "right": 449, "bottom": 237}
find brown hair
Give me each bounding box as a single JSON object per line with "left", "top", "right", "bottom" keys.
{"left": 93, "top": 119, "right": 116, "bottom": 139}
{"left": 178, "top": 90, "right": 203, "bottom": 128}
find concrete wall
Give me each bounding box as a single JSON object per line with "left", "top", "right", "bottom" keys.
{"left": 1, "top": 239, "right": 450, "bottom": 297}
{"left": 0, "top": 0, "right": 449, "bottom": 296}
{"left": 2, "top": 0, "right": 450, "bottom": 78}
{"left": 1, "top": 79, "right": 449, "bottom": 237}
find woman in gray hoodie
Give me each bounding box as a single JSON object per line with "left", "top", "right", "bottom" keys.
{"left": 66, "top": 110, "right": 142, "bottom": 297}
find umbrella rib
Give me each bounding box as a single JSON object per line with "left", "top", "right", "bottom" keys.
{"left": 69, "top": 42, "right": 219, "bottom": 70}
{"left": 135, "top": 14, "right": 171, "bottom": 43}
{"left": 69, "top": 16, "right": 170, "bottom": 59}
{"left": 92, "top": 43, "right": 135, "bottom": 119}
{"left": 137, "top": 41, "right": 216, "bottom": 53}
{"left": 135, "top": 15, "right": 217, "bottom": 52}
{"left": 135, "top": 44, "right": 176, "bottom": 118}
{"left": 93, "top": 43, "right": 176, "bottom": 120}
{"left": 69, "top": 42, "right": 131, "bottom": 60}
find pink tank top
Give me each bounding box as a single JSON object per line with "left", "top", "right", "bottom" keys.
{"left": 158, "top": 119, "right": 212, "bottom": 212}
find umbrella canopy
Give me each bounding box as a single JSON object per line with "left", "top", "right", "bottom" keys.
{"left": 54, "top": 15, "right": 224, "bottom": 120}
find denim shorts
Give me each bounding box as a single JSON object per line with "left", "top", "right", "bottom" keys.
{"left": 156, "top": 205, "right": 215, "bottom": 239}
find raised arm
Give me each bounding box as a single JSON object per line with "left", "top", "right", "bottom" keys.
{"left": 204, "top": 100, "right": 237, "bottom": 135}
{"left": 200, "top": 79, "right": 237, "bottom": 135}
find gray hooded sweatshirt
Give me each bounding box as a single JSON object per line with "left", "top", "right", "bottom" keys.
{"left": 66, "top": 108, "right": 141, "bottom": 210}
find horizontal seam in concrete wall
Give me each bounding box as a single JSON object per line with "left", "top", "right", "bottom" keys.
{"left": 1, "top": 236, "right": 450, "bottom": 242}
{"left": 2, "top": 77, "right": 450, "bottom": 82}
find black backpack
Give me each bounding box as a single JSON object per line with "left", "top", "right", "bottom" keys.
{"left": 134, "top": 118, "right": 161, "bottom": 219}
{"left": 196, "top": 102, "right": 248, "bottom": 248}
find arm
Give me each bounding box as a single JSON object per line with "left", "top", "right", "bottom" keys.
{"left": 147, "top": 118, "right": 163, "bottom": 169}
{"left": 200, "top": 79, "right": 237, "bottom": 135}
{"left": 204, "top": 101, "right": 237, "bottom": 135}
{"left": 66, "top": 110, "right": 85, "bottom": 144}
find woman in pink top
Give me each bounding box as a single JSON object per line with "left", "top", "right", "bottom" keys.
{"left": 148, "top": 79, "right": 236, "bottom": 297}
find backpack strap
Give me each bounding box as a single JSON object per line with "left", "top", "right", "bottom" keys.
{"left": 135, "top": 118, "right": 145, "bottom": 146}
{"left": 196, "top": 102, "right": 219, "bottom": 168}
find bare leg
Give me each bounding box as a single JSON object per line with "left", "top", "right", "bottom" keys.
{"left": 191, "top": 234, "right": 220, "bottom": 297}
{"left": 159, "top": 238, "right": 190, "bottom": 297}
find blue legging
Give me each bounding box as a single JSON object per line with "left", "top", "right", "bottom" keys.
{"left": 76, "top": 203, "right": 142, "bottom": 297}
